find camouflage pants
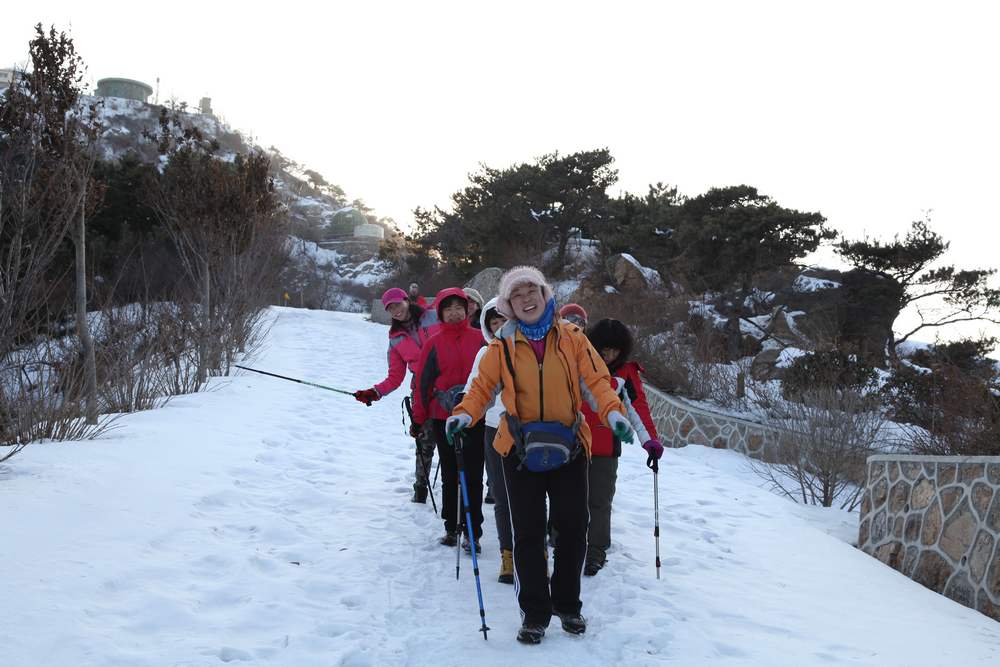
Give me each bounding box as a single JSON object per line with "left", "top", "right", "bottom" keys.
{"left": 413, "top": 428, "right": 437, "bottom": 490}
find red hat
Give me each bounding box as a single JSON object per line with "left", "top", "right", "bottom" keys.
{"left": 559, "top": 303, "right": 588, "bottom": 325}
{"left": 381, "top": 287, "right": 408, "bottom": 310}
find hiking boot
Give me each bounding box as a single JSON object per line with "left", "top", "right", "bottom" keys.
{"left": 498, "top": 549, "right": 514, "bottom": 584}
{"left": 462, "top": 534, "right": 481, "bottom": 555}
{"left": 584, "top": 551, "right": 606, "bottom": 576}
{"left": 411, "top": 484, "right": 428, "bottom": 504}
{"left": 516, "top": 623, "right": 545, "bottom": 644}
{"left": 438, "top": 531, "right": 458, "bottom": 547}
{"left": 554, "top": 610, "right": 587, "bottom": 635}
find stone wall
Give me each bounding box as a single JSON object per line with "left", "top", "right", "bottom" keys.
{"left": 644, "top": 386, "right": 783, "bottom": 461}
{"left": 859, "top": 455, "right": 1000, "bottom": 622}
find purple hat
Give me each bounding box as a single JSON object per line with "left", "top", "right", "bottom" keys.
{"left": 381, "top": 287, "right": 409, "bottom": 310}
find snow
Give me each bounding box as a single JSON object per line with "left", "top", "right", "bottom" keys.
{"left": 620, "top": 253, "right": 663, "bottom": 287}
{"left": 2, "top": 308, "right": 1000, "bottom": 665}
{"left": 793, "top": 274, "right": 842, "bottom": 292}
{"left": 552, "top": 279, "right": 581, "bottom": 301}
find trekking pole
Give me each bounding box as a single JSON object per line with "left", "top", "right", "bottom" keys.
{"left": 403, "top": 398, "right": 438, "bottom": 514}
{"left": 647, "top": 453, "right": 661, "bottom": 580}
{"left": 456, "top": 481, "right": 463, "bottom": 581}
{"left": 456, "top": 432, "right": 490, "bottom": 640}
{"left": 234, "top": 365, "right": 354, "bottom": 396}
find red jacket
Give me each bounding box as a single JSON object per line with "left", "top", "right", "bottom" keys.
{"left": 584, "top": 361, "right": 658, "bottom": 457}
{"left": 412, "top": 289, "right": 484, "bottom": 424}
{"left": 374, "top": 308, "right": 438, "bottom": 397}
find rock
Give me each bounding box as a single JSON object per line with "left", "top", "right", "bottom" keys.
{"left": 889, "top": 481, "right": 910, "bottom": 514}
{"left": 875, "top": 541, "right": 904, "bottom": 569}
{"left": 903, "top": 546, "right": 919, "bottom": 576}
{"left": 859, "top": 518, "right": 871, "bottom": 549}
{"left": 937, "top": 464, "right": 957, "bottom": 486}
{"left": 464, "top": 267, "right": 504, "bottom": 303}
{"left": 910, "top": 478, "right": 935, "bottom": 510}
{"left": 987, "top": 549, "right": 1000, "bottom": 602}
{"left": 748, "top": 434, "right": 765, "bottom": 453}
{"left": 977, "top": 589, "right": 1000, "bottom": 623}
{"left": 688, "top": 430, "right": 709, "bottom": 447}
{"left": 872, "top": 510, "right": 888, "bottom": 543}
{"left": 750, "top": 348, "right": 783, "bottom": 381}
{"left": 712, "top": 437, "right": 726, "bottom": 449}
{"left": 679, "top": 416, "right": 696, "bottom": 438}
{"left": 873, "top": 478, "right": 889, "bottom": 511}
{"left": 904, "top": 514, "right": 922, "bottom": 543}
{"left": 921, "top": 499, "right": 943, "bottom": 546}
{"left": 988, "top": 492, "right": 1000, "bottom": 533}
{"left": 768, "top": 307, "right": 809, "bottom": 348}
{"left": 606, "top": 253, "right": 661, "bottom": 292}
{"left": 912, "top": 551, "right": 953, "bottom": 593}
{"left": 960, "top": 463, "right": 986, "bottom": 485}
{"left": 900, "top": 462, "right": 922, "bottom": 481}
{"left": 940, "top": 487, "right": 965, "bottom": 516}
{"left": 969, "top": 530, "right": 995, "bottom": 584}
{"left": 893, "top": 516, "right": 904, "bottom": 539}
{"left": 989, "top": 463, "right": 1000, "bottom": 485}
{"left": 860, "top": 492, "right": 872, "bottom": 518}
{"left": 939, "top": 500, "right": 977, "bottom": 562}
{"left": 972, "top": 482, "right": 994, "bottom": 521}
{"left": 944, "top": 573, "right": 976, "bottom": 608}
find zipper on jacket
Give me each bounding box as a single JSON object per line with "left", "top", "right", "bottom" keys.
{"left": 538, "top": 362, "right": 544, "bottom": 422}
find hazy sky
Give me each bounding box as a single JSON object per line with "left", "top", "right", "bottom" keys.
{"left": 4, "top": 1, "right": 999, "bottom": 339}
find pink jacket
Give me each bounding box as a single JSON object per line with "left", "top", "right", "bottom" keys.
{"left": 374, "top": 309, "right": 438, "bottom": 397}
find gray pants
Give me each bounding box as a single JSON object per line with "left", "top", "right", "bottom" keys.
{"left": 413, "top": 429, "right": 436, "bottom": 490}
{"left": 483, "top": 425, "right": 513, "bottom": 551}
{"left": 586, "top": 455, "right": 618, "bottom": 560}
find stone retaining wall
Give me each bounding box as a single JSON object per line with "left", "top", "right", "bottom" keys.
{"left": 859, "top": 455, "right": 1000, "bottom": 622}
{"left": 644, "top": 386, "right": 783, "bottom": 461}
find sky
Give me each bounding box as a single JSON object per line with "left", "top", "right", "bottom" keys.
{"left": 3, "top": 0, "right": 999, "bottom": 340}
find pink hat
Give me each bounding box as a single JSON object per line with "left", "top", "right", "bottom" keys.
{"left": 381, "top": 287, "right": 409, "bottom": 310}
{"left": 496, "top": 266, "right": 555, "bottom": 318}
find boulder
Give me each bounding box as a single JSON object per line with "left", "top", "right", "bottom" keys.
{"left": 606, "top": 253, "right": 662, "bottom": 292}
{"left": 464, "top": 267, "right": 505, "bottom": 303}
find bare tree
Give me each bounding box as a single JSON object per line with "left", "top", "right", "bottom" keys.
{"left": 750, "top": 388, "right": 887, "bottom": 509}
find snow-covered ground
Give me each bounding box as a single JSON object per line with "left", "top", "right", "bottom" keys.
{"left": 2, "top": 308, "right": 999, "bottom": 666}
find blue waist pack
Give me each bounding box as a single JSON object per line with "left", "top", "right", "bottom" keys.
{"left": 508, "top": 414, "right": 582, "bottom": 472}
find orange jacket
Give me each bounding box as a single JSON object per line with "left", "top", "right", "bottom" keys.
{"left": 454, "top": 319, "right": 625, "bottom": 458}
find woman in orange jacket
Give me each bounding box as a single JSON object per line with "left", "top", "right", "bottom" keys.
{"left": 447, "top": 266, "right": 636, "bottom": 645}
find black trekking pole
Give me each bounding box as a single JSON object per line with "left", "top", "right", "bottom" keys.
{"left": 403, "top": 398, "right": 438, "bottom": 514}
{"left": 647, "top": 453, "right": 661, "bottom": 580}
{"left": 456, "top": 431, "right": 490, "bottom": 640}
{"left": 234, "top": 365, "right": 354, "bottom": 396}
{"left": 455, "top": 480, "right": 463, "bottom": 581}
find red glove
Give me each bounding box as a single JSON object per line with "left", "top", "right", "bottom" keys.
{"left": 353, "top": 388, "right": 380, "bottom": 406}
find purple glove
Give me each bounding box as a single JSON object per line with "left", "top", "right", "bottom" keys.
{"left": 642, "top": 438, "right": 663, "bottom": 473}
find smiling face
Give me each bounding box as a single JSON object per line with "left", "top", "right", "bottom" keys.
{"left": 386, "top": 300, "right": 410, "bottom": 322}
{"left": 509, "top": 283, "right": 545, "bottom": 324}
{"left": 440, "top": 297, "right": 468, "bottom": 324}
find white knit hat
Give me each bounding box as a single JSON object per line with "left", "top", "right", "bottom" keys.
{"left": 496, "top": 266, "right": 555, "bottom": 318}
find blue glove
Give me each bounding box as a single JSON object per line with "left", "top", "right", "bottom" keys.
{"left": 445, "top": 413, "right": 472, "bottom": 446}
{"left": 607, "top": 410, "right": 634, "bottom": 444}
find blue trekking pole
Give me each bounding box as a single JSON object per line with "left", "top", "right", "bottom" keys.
{"left": 455, "top": 431, "right": 490, "bottom": 641}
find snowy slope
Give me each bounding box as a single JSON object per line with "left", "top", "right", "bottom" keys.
{"left": 2, "top": 309, "right": 1000, "bottom": 666}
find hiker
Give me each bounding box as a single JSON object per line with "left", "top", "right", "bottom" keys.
{"left": 448, "top": 266, "right": 637, "bottom": 645}
{"left": 410, "top": 288, "right": 487, "bottom": 552}
{"left": 408, "top": 282, "right": 428, "bottom": 309}
{"left": 558, "top": 302, "right": 588, "bottom": 328}
{"left": 352, "top": 287, "right": 439, "bottom": 503}
{"left": 463, "top": 298, "right": 514, "bottom": 583}
{"left": 463, "top": 287, "right": 485, "bottom": 330}
{"left": 583, "top": 318, "right": 663, "bottom": 576}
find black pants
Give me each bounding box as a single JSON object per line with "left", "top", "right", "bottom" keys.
{"left": 501, "top": 452, "right": 589, "bottom": 627}
{"left": 432, "top": 419, "right": 486, "bottom": 539}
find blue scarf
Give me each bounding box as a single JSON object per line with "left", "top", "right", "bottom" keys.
{"left": 517, "top": 298, "right": 556, "bottom": 340}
